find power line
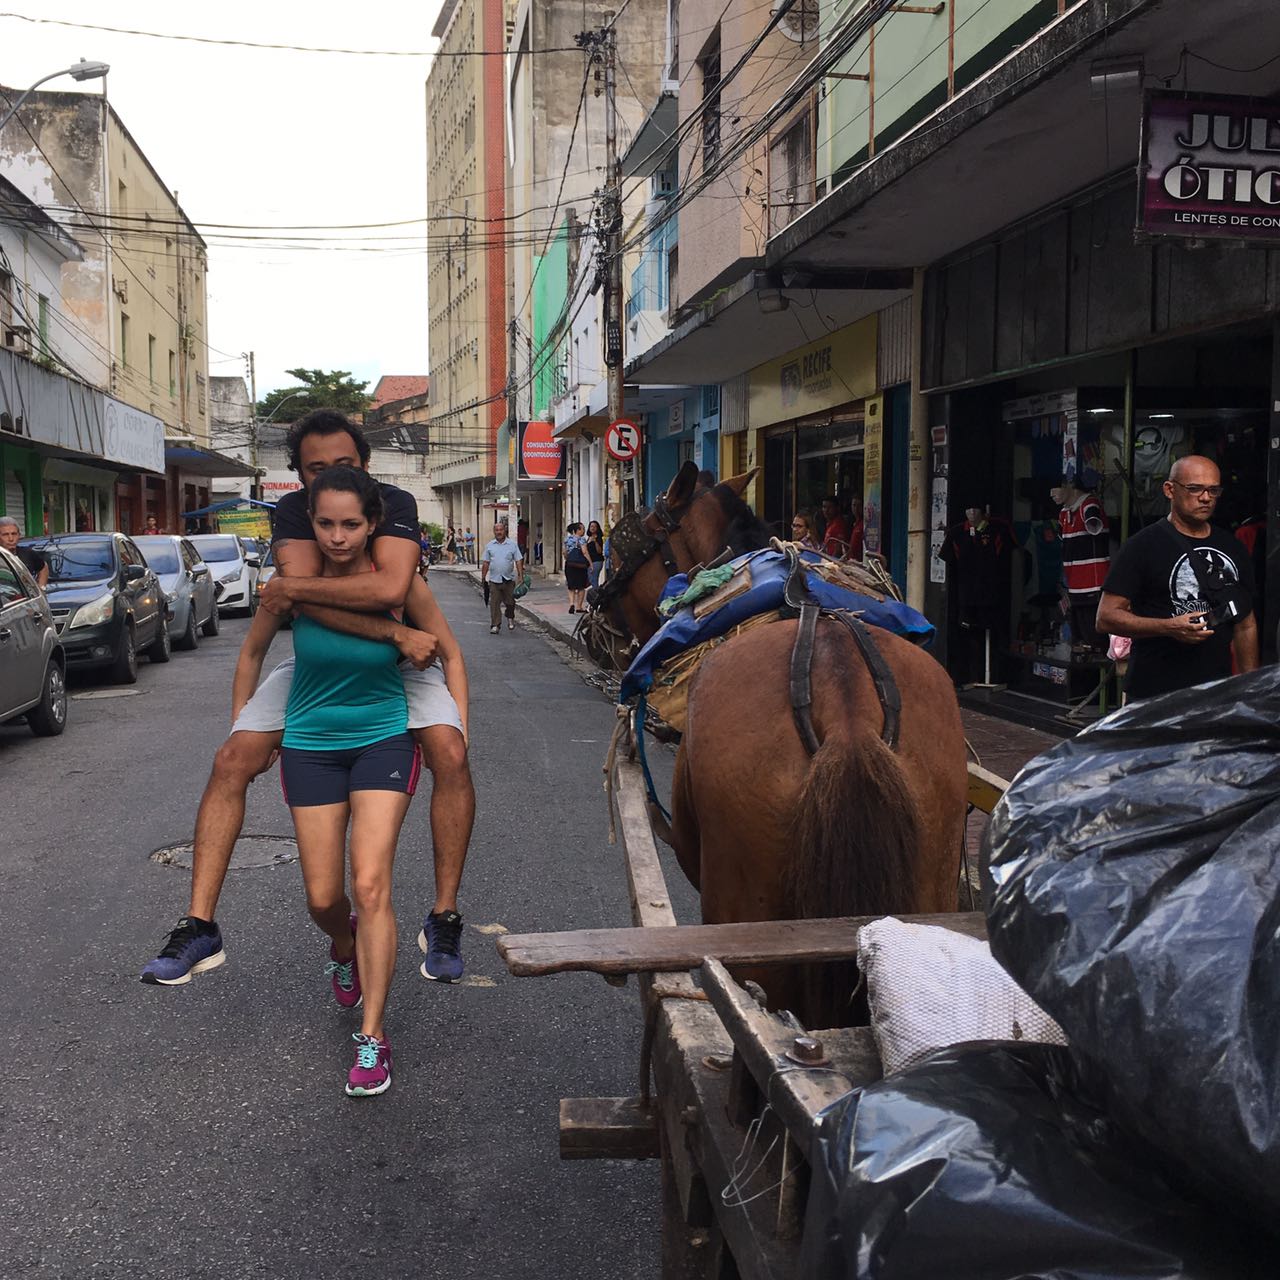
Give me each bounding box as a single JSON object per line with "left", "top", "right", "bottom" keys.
{"left": 0, "top": 11, "right": 581, "bottom": 58}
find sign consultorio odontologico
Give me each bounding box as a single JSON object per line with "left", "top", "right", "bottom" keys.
{"left": 1141, "top": 90, "right": 1280, "bottom": 242}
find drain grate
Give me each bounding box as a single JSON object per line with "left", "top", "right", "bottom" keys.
{"left": 150, "top": 834, "right": 299, "bottom": 870}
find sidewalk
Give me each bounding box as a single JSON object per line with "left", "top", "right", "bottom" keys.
{"left": 434, "top": 562, "right": 581, "bottom": 643}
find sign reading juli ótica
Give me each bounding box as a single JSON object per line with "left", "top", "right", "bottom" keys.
{"left": 517, "top": 420, "right": 566, "bottom": 484}
{"left": 1140, "top": 91, "right": 1280, "bottom": 242}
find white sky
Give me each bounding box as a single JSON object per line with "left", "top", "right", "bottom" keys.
{"left": 0, "top": 2, "right": 442, "bottom": 399}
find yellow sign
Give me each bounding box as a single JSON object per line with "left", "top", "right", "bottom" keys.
{"left": 217, "top": 507, "right": 272, "bottom": 539}
{"left": 748, "top": 314, "right": 878, "bottom": 427}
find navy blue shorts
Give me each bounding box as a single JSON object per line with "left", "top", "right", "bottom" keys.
{"left": 280, "top": 733, "right": 420, "bottom": 808}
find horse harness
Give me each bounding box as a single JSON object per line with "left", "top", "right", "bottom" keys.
{"left": 594, "top": 496, "right": 901, "bottom": 755}
{"left": 783, "top": 546, "right": 902, "bottom": 754}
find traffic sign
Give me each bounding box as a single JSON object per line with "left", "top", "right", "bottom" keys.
{"left": 606, "top": 418, "right": 642, "bottom": 461}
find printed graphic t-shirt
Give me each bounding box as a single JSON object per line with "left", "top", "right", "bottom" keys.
{"left": 1102, "top": 519, "right": 1255, "bottom": 700}
{"left": 282, "top": 615, "right": 408, "bottom": 750}
{"left": 271, "top": 482, "right": 420, "bottom": 546}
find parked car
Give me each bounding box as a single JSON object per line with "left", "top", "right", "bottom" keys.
{"left": 135, "top": 534, "right": 220, "bottom": 650}
{"left": 0, "top": 545, "right": 67, "bottom": 736}
{"left": 21, "top": 532, "right": 170, "bottom": 683}
{"left": 188, "top": 533, "right": 258, "bottom": 615}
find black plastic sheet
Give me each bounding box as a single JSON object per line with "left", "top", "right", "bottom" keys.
{"left": 800, "top": 1043, "right": 1265, "bottom": 1280}
{"left": 982, "top": 665, "right": 1280, "bottom": 1227}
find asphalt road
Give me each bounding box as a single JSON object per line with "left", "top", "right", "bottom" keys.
{"left": 0, "top": 574, "right": 693, "bottom": 1279}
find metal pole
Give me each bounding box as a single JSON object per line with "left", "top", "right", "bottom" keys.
{"left": 602, "top": 22, "right": 626, "bottom": 522}
{"left": 248, "top": 350, "right": 259, "bottom": 499}
{"left": 1120, "top": 348, "right": 1135, "bottom": 544}
{"left": 509, "top": 317, "right": 520, "bottom": 555}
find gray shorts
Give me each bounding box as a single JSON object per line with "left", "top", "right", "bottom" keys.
{"left": 231, "top": 657, "right": 464, "bottom": 737}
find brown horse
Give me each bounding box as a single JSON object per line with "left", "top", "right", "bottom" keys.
{"left": 600, "top": 462, "right": 968, "bottom": 1027}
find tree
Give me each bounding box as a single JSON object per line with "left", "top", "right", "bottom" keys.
{"left": 256, "top": 368, "right": 372, "bottom": 422}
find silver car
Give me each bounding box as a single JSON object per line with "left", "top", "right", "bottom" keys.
{"left": 135, "top": 535, "right": 220, "bottom": 650}
{"left": 0, "top": 545, "right": 67, "bottom": 736}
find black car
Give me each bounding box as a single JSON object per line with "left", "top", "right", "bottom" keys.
{"left": 21, "top": 532, "right": 171, "bottom": 683}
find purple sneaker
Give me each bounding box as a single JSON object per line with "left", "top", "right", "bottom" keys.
{"left": 345, "top": 1033, "right": 392, "bottom": 1097}
{"left": 325, "top": 915, "right": 361, "bottom": 1009}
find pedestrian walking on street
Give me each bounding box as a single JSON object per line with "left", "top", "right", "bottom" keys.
{"left": 585, "top": 520, "right": 605, "bottom": 590}
{"left": 231, "top": 467, "right": 417, "bottom": 1096}
{"left": 564, "top": 522, "right": 590, "bottom": 613}
{"left": 481, "top": 519, "right": 523, "bottom": 633}
{"left": 141, "top": 411, "right": 475, "bottom": 997}
{"left": 1097, "top": 455, "right": 1258, "bottom": 701}
{"left": 445, "top": 524, "right": 457, "bottom": 565}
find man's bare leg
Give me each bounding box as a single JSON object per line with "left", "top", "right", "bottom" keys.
{"left": 412, "top": 724, "right": 474, "bottom": 914}
{"left": 187, "top": 730, "right": 283, "bottom": 920}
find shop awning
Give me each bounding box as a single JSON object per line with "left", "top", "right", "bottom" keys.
{"left": 165, "top": 440, "right": 260, "bottom": 479}
{"left": 621, "top": 88, "right": 679, "bottom": 179}
{"left": 624, "top": 270, "right": 909, "bottom": 386}
{"left": 182, "top": 497, "right": 277, "bottom": 518}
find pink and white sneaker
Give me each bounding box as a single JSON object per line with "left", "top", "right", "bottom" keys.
{"left": 325, "top": 916, "right": 362, "bottom": 1009}
{"left": 345, "top": 1033, "right": 392, "bottom": 1097}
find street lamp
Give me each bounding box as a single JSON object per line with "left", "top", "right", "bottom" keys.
{"left": 0, "top": 60, "right": 110, "bottom": 134}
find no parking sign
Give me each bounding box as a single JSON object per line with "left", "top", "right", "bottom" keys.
{"left": 605, "top": 418, "right": 642, "bottom": 461}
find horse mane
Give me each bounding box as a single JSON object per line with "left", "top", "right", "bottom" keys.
{"left": 707, "top": 485, "right": 774, "bottom": 554}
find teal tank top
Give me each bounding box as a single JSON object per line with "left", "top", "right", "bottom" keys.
{"left": 282, "top": 615, "right": 407, "bottom": 750}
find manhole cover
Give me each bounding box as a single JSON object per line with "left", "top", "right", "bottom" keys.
{"left": 73, "top": 688, "right": 142, "bottom": 700}
{"left": 150, "top": 834, "right": 299, "bottom": 870}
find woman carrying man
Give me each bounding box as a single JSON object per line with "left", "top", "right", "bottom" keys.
{"left": 233, "top": 466, "right": 417, "bottom": 1097}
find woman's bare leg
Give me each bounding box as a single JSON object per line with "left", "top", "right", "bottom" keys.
{"left": 348, "top": 790, "right": 413, "bottom": 1039}
{"left": 291, "top": 803, "right": 354, "bottom": 960}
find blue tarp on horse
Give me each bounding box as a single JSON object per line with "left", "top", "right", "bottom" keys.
{"left": 619, "top": 549, "right": 934, "bottom": 703}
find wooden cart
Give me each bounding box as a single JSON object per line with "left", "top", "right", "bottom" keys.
{"left": 498, "top": 748, "right": 1009, "bottom": 1278}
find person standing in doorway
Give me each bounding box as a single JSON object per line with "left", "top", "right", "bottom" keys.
{"left": 144, "top": 513, "right": 161, "bottom": 535}
{"left": 564, "top": 522, "right": 590, "bottom": 613}
{"left": 481, "top": 519, "right": 523, "bottom": 634}
{"left": 1097, "top": 455, "right": 1258, "bottom": 701}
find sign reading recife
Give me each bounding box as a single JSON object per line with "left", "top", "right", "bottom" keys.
{"left": 517, "top": 420, "right": 566, "bottom": 484}
{"left": 1141, "top": 91, "right": 1280, "bottom": 242}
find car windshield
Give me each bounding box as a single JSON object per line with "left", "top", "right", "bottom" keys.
{"left": 192, "top": 536, "right": 241, "bottom": 563}
{"left": 134, "top": 540, "right": 180, "bottom": 574}
{"left": 28, "top": 537, "right": 115, "bottom": 582}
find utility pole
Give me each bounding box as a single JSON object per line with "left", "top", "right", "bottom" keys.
{"left": 509, "top": 316, "right": 520, "bottom": 549}
{"left": 579, "top": 20, "right": 626, "bottom": 525}
{"left": 246, "top": 350, "right": 259, "bottom": 500}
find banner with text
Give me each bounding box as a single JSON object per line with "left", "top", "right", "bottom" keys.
{"left": 1140, "top": 91, "right": 1280, "bottom": 243}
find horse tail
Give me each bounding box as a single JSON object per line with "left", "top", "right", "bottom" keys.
{"left": 786, "top": 731, "right": 922, "bottom": 923}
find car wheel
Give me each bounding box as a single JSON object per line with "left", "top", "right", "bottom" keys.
{"left": 112, "top": 624, "right": 138, "bottom": 684}
{"left": 201, "top": 603, "right": 220, "bottom": 637}
{"left": 148, "top": 615, "right": 172, "bottom": 663}
{"left": 27, "top": 660, "right": 67, "bottom": 736}
{"left": 176, "top": 605, "right": 199, "bottom": 651}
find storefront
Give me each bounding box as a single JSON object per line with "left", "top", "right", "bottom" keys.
{"left": 1, "top": 438, "right": 44, "bottom": 534}
{"left": 751, "top": 315, "right": 886, "bottom": 559}
{"left": 43, "top": 457, "right": 118, "bottom": 533}
{"left": 921, "top": 153, "right": 1280, "bottom": 725}
{"left": 644, "top": 386, "right": 722, "bottom": 500}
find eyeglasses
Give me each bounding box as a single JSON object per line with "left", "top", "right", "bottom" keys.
{"left": 1171, "top": 480, "right": 1224, "bottom": 498}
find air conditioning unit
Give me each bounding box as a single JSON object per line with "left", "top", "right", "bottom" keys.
{"left": 651, "top": 171, "right": 676, "bottom": 199}
{"left": 3, "top": 324, "right": 32, "bottom": 355}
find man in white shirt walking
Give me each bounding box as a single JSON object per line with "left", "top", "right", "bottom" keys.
{"left": 480, "top": 520, "right": 523, "bottom": 634}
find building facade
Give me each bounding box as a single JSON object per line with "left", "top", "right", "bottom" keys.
{"left": 0, "top": 84, "right": 252, "bottom": 535}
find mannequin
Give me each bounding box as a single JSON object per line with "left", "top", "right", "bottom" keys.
{"left": 940, "top": 505, "right": 1014, "bottom": 684}
{"left": 1051, "top": 478, "right": 1110, "bottom": 652}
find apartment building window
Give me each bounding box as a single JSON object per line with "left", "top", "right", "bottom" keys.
{"left": 700, "top": 33, "right": 722, "bottom": 172}
{"left": 148, "top": 334, "right": 156, "bottom": 386}
{"left": 197, "top": 372, "right": 206, "bottom": 416}
{"left": 120, "top": 312, "right": 130, "bottom": 366}
{"left": 169, "top": 350, "right": 177, "bottom": 396}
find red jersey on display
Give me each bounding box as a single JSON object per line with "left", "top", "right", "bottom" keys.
{"left": 1058, "top": 495, "right": 1110, "bottom": 596}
